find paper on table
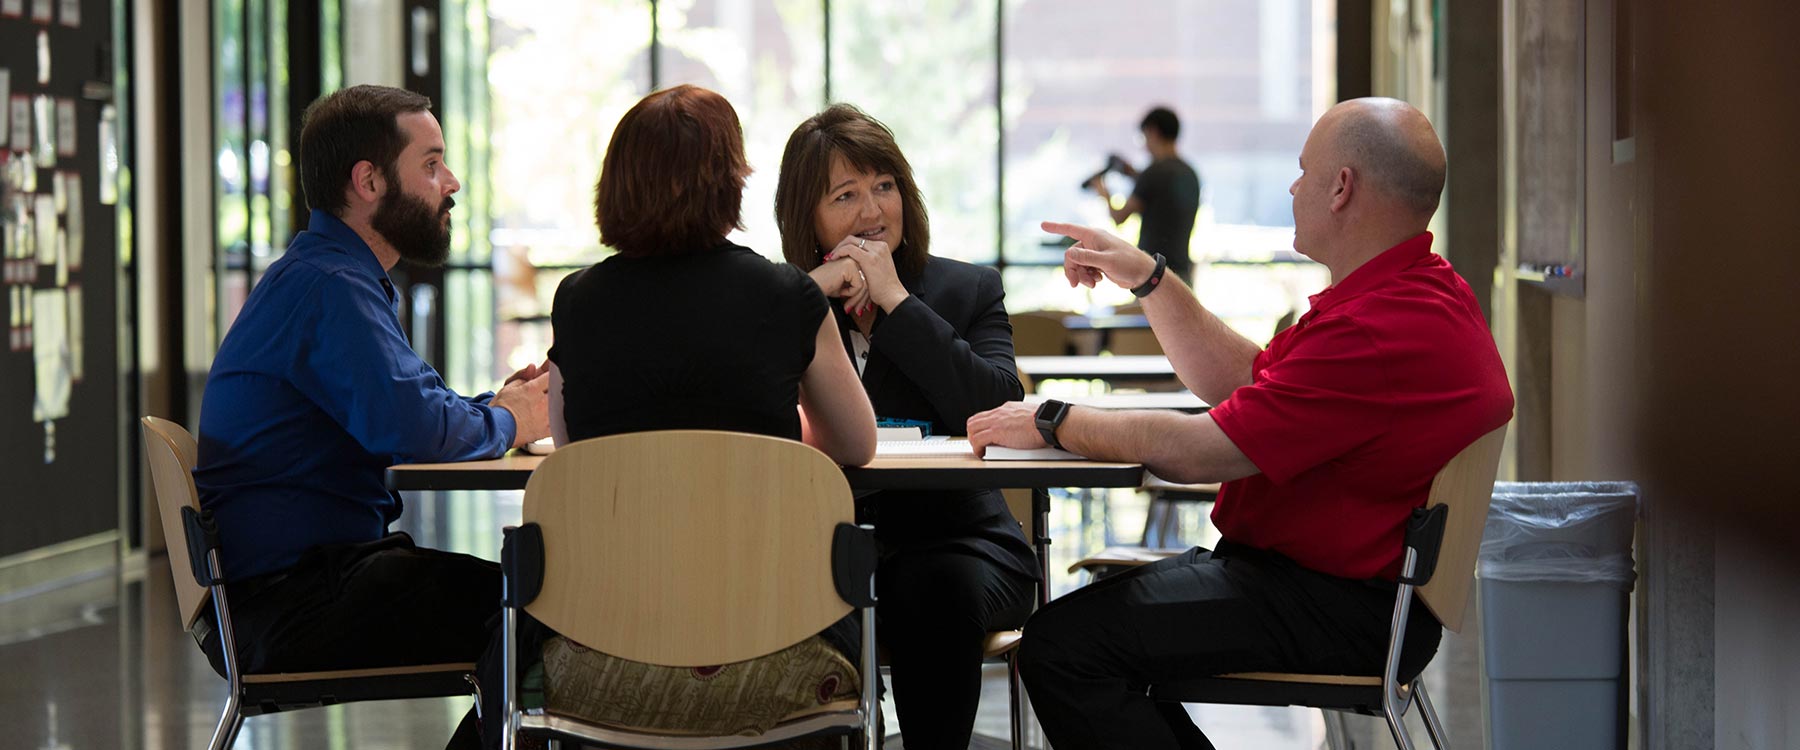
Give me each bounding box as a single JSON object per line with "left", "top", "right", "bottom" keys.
{"left": 876, "top": 426, "right": 923, "bottom": 441}
{"left": 522, "top": 437, "right": 555, "bottom": 455}
{"left": 876, "top": 438, "right": 974, "bottom": 457}
{"left": 983, "top": 446, "right": 1088, "bottom": 461}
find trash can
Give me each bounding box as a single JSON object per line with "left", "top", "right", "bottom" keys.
{"left": 1478, "top": 481, "right": 1638, "bottom": 750}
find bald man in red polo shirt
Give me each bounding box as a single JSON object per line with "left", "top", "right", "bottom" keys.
{"left": 969, "top": 98, "right": 1514, "bottom": 750}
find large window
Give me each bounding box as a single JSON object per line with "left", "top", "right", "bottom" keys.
{"left": 659, "top": 0, "right": 824, "bottom": 258}
{"left": 211, "top": 0, "right": 339, "bottom": 343}
{"left": 830, "top": 0, "right": 999, "bottom": 265}
{"left": 207, "top": 1, "right": 1332, "bottom": 387}
{"left": 455, "top": 0, "right": 1333, "bottom": 384}
{"left": 485, "top": 1, "right": 652, "bottom": 378}
{"left": 1002, "top": 0, "right": 1331, "bottom": 334}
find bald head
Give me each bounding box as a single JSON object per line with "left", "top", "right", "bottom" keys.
{"left": 1318, "top": 98, "right": 1446, "bottom": 217}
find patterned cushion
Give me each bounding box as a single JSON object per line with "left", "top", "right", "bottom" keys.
{"left": 538, "top": 634, "right": 861, "bottom": 736}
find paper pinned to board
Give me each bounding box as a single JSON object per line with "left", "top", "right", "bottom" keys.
{"left": 55, "top": 98, "right": 75, "bottom": 157}
{"left": 34, "top": 194, "right": 55, "bottom": 266}
{"left": 32, "top": 94, "right": 55, "bottom": 166}
{"left": 67, "top": 284, "right": 82, "bottom": 380}
{"left": 98, "top": 105, "right": 119, "bottom": 205}
{"left": 64, "top": 172, "right": 81, "bottom": 269}
{"left": 8, "top": 96, "right": 27, "bottom": 153}
{"left": 31, "top": 287, "right": 71, "bottom": 422}
{"left": 34, "top": 30, "right": 50, "bottom": 83}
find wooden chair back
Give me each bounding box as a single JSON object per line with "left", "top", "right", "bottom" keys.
{"left": 140, "top": 416, "right": 212, "bottom": 631}
{"left": 522, "top": 430, "right": 855, "bottom": 667}
{"left": 1107, "top": 329, "right": 1163, "bottom": 356}
{"left": 1001, "top": 488, "right": 1035, "bottom": 540}
{"left": 1011, "top": 310, "right": 1073, "bottom": 356}
{"left": 1415, "top": 424, "right": 1509, "bottom": 632}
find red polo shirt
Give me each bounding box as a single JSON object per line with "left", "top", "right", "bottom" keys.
{"left": 1206, "top": 232, "right": 1513, "bottom": 581}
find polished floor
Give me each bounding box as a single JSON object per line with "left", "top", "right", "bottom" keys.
{"left": 0, "top": 488, "right": 1488, "bottom": 750}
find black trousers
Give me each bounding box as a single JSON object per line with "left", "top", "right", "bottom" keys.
{"left": 1017, "top": 542, "right": 1441, "bottom": 750}
{"left": 199, "top": 533, "right": 500, "bottom": 678}
{"left": 877, "top": 547, "right": 1036, "bottom": 750}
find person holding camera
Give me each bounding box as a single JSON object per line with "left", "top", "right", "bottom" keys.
{"left": 1088, "top": 106, "right": 1201, "bottom": 284}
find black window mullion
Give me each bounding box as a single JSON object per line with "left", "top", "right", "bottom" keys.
{"left": 649, "top": 0, "right": 660, "bottom": 89}
{"left": 822, "top": 0, "right": 832, "bottom": 103}
{"left": 994, "top": 0, "right": 1005, "bottom": 273}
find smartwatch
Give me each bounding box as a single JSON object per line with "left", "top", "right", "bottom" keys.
{"left": 1131, "top": 253, "right": 1168, "bottom": 298}
{"left": 1034, "top": 399, "right": 1071, "bottom": 450}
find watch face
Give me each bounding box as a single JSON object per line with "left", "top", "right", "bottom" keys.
{"left": 1036, "top": 399, "right": 1068, "bottom": 423}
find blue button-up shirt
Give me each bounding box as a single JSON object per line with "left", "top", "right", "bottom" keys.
{"left": 194, "top": 210, "right": 516, "bottom": 579}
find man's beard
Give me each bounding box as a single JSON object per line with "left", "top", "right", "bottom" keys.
{"left": 371, "top": 186, "right": 454, "bottom": 267}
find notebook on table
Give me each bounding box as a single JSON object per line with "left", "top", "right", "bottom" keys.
{"left": 874, "top": 438, "right": 1087, "bottom": 461}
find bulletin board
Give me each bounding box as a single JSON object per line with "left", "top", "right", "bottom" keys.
{"left": 1506, "top": 0, "right": 1586, "bottom": 297}
{"left": 0, "top": 0, "right": 121, "bottom": 558}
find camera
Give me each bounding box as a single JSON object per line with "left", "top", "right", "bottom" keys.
{"left": 1079, "top": 154, "right": 1130, "bottom": 191}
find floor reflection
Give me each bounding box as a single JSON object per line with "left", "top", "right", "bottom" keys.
{"left": 0, "top": 487, "right": 1483, "bottom": 749}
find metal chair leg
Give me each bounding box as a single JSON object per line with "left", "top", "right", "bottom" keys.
{"left": 1382, "top": 699, "right": 1417, "bottom": 750}
{"left": 1413, "top": 678, "right": 1448, "bottom": 750}
{"left": 207, "top": 702, "right": 244, "bottom": 750}
{"left": 465, "top": 674, "right": 484, "bottom": 721}
{"left": 1008, "top": 655, "right": 1025, "bottom": 750}
{"left": 1321, "top": 708, "right": 1354, "bottom": 750}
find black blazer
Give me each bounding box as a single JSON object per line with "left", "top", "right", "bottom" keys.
{"left": 836, "top": 255, "right": 1038, "bottom": 580}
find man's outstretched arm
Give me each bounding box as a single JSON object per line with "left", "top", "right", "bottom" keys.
{"left": 968, "top": 402, "right": 1259, "bottom": 485}
{"left": 1047, "top": 221, "right": 1263, "bottom": 405}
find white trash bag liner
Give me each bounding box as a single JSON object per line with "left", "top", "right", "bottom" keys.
{"left": 1479, "top": 481, "right": 1638, "bottom": 590}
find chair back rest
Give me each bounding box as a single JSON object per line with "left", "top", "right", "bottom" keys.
{"left": 1107, "top": 329, "right": 1163, "bottom": 356}
{"left": 1001, "top": 488, "right": 1036, "bottom": 540}
{"left": 140, "top": 416, "right": 212, "bottom": 631}
{"left": 1415, "top": 423, "right": 1508, "bottom": 632}
{"left": 522, "top": 430, "right": 855, "bottom": 667}
{"left": 1011, "top": 310, "right": 1073, "bottom": 356}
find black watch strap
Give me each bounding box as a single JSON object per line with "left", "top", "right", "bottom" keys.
{"left": 1035, "top": 400, "right": 1070, "bottom": 450}
{"left": 1131, "top": 253, "right": 1168, "bottom": 298}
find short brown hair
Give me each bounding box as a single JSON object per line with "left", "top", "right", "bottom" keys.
{"left": 298, "top": 85, "right": 433, "bottom": 216}
{"left": 774, "top": 104, "right": 929, "bottom": 276}
{"left": 594, "top": 85, "right": 750, "bottom": 257}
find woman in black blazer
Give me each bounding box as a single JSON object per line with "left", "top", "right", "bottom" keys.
{"left": 775, "top": 104, "right": 1039, "bottom": 748}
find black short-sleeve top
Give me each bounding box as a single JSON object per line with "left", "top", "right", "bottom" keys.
{"left": 548, "top": 242, "right": 829, "bottom": 443}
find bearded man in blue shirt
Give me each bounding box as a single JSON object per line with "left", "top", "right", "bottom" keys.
{"left": 192, "top": 85, "right": 549, "bottom": 685}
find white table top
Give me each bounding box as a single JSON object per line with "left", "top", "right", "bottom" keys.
{"left": 1024, "top": 391, "right": 1207, "bottom": 413}
{"left": 1015, "top": 355, "right": 1176, "bottom": 380}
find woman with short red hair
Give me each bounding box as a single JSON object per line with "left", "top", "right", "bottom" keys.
{"left": 460, "top": 85, "right": 876, "bottom": 750}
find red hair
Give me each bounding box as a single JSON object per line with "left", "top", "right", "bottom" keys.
{"left": 594, "top": 85, "right": 750, "bottom": 256}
